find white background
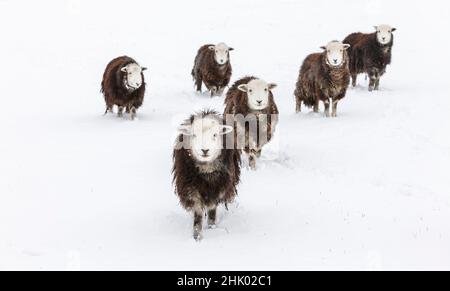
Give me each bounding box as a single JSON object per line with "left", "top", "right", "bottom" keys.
{"left": 0, "top": 0, "right": 449, "bottom": 270}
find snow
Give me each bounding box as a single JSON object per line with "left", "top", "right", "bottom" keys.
{"left": 1, "top": 0, "right": 450, "bottom": 270}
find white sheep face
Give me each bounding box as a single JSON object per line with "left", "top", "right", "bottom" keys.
{"left": 121, "top": 63, "right": 146, "bottom": 89}
{"left": 321, "top": 41, "right": 350, "bottom": 67}
{"left": 238, "top": 79, "right": 277, "bottom": 111}
{"left": 179, "top": 117, "right": 233, "bottom": 163}
{"left": 375, "top": 25, "right": 396, "bottom": 45}
{"left": 209, "top": 42, "right": 233, "bottom": 65}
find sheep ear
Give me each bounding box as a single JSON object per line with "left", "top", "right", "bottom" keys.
{"left": 208, "top": 45, "right": 215, "bottom": 51}
{"left": 228, "top": 47, "right": 234, "bottom": 51}
{"left": 374, "top": 26, "right": 378, "bottom": 31}
{"left": 320, "top": 46, "right": 326, "bottom": 50}
{"left": 178, "top": 124, "right": 193, "bottom": 136}
{"left": 141, "top": 67, "right": 148, "bottom": 71}
{"left": 237, "top": 84, "right": 248, "bottom": 92}
{"left": 391, "top": 28, "right": 396, "bottom": 32}
{"left": 220, "top": 125, "right": 234, "bottom": 135}
{"left": 343, "top": 44, "right": 351, "bottom": 50}
{"left": 120, "top": 67, "right": 127, "bottom": 72}
{"left": 268, "top": 83, "right": 277, "bottom": 90}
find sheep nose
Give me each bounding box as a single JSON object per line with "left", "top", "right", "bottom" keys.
{"left": 201, "top": 149, "right": 209, "bottom": 155}
{"left": 333, "top": 59, "right": 338, "bottom": 63}
{"left": 257, "top": 100, "right": 262, "bottom": 105}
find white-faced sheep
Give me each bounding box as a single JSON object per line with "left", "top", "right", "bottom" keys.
{"left": 343, "top": 25, "right": 396, "bottom": 91}
{"left": 172, "top": 110, "right": 241, "bottom": 241}
{"left": 191, "top": 43, "right": 233, "bottom": 97}
{"left": 224, "top": 76, "right": 279, "bottom": 170}
{"left": 101, "top": 56, "right": 147, "bottom": 120}
{"left": 294, "top": 41, "right": 351, "bottom": 117}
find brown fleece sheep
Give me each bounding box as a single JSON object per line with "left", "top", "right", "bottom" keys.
{"left": 172, "top": 110, "right": 241, "bottom": 240}
{"left": 191, "top": 43, "right": 233, "bottom": 97}
{"left": 224, "top": 76, "right": 279, "bottom": 170}
{"left": 101, "top": 56, "right": 147, "bottom": 120}
{"left": 343, "top": 25, "right": 396, "bottom": 91}
{"left": 294, "top": 41, "right": 350, "bottom": 117}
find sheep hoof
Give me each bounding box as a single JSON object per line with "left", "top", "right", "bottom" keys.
{"left": 193, "top": 231, "right": 202, "bottom": 241}
{"left": 208, "top": 224, "right": 217, "bottom": 229}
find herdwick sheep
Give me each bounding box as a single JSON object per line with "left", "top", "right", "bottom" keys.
{"left": 294, "top": 41, "right": 351, "bottom": 117}
{"left": 101, "top": 56, "right": 147, "bottom": 120}
{"left": 172, "top": 110, "right": 241, "bottom": 241}
{"left": 191, "top": 43, "right": 233, "bottom": 97}
{"left": 224, "top": 76, "right": 279, "bottom": 170}
{"left": 343, "top": 25, "right": 396, "bottom": 91}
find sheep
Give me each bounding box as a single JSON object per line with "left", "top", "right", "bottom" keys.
{"left": 343, "top": 25, "right": 396, "bottom": 91}
{"left": 101, "top": 56, "right": 147, "bottom": 120}
{"left": 294, "top": 41, "right": 351, "bottom": 117}
{"left": 224, "top": 76, "right": 279, "bottom": 170}
{"left": 191, "top": 43, "right": 233, "bottom": 97}
{"left": 172, "top": 110, "right": 241, "bottom": 241}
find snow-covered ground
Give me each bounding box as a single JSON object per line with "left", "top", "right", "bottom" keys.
{"left": 1, "top": 0, "right": 450, "bottom": 270}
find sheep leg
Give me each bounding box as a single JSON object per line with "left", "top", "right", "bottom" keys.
{"left": 104, "top": 105, "right": 113, "bottom": 115}
{"left": 324, "top": 99, "right": 331, "bottom": 117}
{"left": 368, "top": 69, "right": 379, "bottom": 92}
{"left": 332, "top": 100, "right": 338, "bottom": 118}
{"left": 351, "top": 74, "right": 357, "bottom": 87}
{"left": 130, "top": 106, "right": 137, "bottom": 120}
{"left": 368, "top": 78, "right": 376, "bottom": 92}
{"left": 117, "top": 106, "right": 124, "bottom": 117}
{"left": 210, "top": 86, "right": 218, "bottom": 97}
{"left": 207, "top": 207, "right": 217, "bottom": 228}
{"left": 374, "top": 78, "right": 381, "bottom": 91}
{"left": 313, "top": 98, "right": 320, "bottom": 113}
{"left": 195, "top": 76, "right": 202, "bottom": 93}
{"left": 193, "top": 210, "right": 203, "bottom": 241}
{"left": 295, "top": 99, "right": 302, "bottom": 113}
{"left": 249, "top": 153, "right": 257, "bottom": 170}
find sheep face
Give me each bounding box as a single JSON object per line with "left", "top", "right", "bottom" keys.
{"left": 321, "top": 41, "right": 350, "bottom": 67}
{"left": 179, "top": 117, "right": 233, "bottom": 164}
{"left": 238, "top": 79, "right": 277, "bottom": 111}
{"left": 375, "top": 25, "right": 396, "bottom": 45}
{"left": 208, "top": 43, "right": 233, "bottom": 65}
{"left": 120, "top": 63, "right": 147, "bottom": 90}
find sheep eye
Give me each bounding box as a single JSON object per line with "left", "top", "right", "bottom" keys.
{"left": 264, "top": 88, "right": 268, "bottom": 92}
{"left": 249, "top": 89, "right": 253, "bottom": 93}
{"left": 213, "top": 134, "right": 218, "bottom": 138}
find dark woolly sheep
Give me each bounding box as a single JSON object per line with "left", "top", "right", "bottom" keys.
{"left": 343, "top": 25, "right": 396, "bottom": 91}
{"left": 191, "top": 43, "right": 233, "bottom": 97}
{"left": 172, "top": 110, "right": 241, "bottom": 241}
{"left": 101, "top": 56, "right": 147, "bottom": 120}
{"left": 224, "top": 76, "right": 278, "bottom": 170}
{"left": 294, "top": 41, "right": 351, "bottom": 117}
